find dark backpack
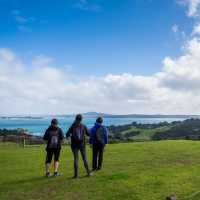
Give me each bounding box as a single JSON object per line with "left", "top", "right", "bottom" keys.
{"left": 72, "top": 125, "right": 85, "bottom": 144}
{"left": 49, "top": 130, "right": 59, "bottom": 148}
{"left": 95, "top": 126, "right": 105, "bottom": 145}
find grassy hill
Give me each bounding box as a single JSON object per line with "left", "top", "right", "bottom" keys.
{"left": 1, "top": 141, "right": 200, "bottom": 200}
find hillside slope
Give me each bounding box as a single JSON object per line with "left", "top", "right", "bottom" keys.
{"left": 1, "top": 141, "right": 200, "bottom": 200}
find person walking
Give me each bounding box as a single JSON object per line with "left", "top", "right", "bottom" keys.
{"left": 43, "top": 118, "right": 64, "bottom": 177}
{"left": 90, "top": 117, "right": 108, "bottom": 171}
{"left": 66, "top": 114, "right": 92, "bottom": 178}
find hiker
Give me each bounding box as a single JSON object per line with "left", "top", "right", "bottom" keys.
{"left": 66, "top": 114, "right": 92, "bottom": 178}
{"left": 43, "top": 118, "right": 64, "bottom": 177}
{"left": 90, "top": 117, "right": 108, "bottom": 171}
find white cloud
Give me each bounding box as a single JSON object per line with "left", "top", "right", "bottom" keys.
{"left": 11, "top": 10, "right": 43, "bottom": 32}
{"left": 32, "top": 55, "right": 53, "bottom": 67}
{"left": 188, "top": 0, "right": 200, "bottom": 16}
{"left": 0, "top": 48, "right": 15, "bottom": 62}
{"left": 172, "top": 24, "right": 179, "bottom": 33}
{"left": 2, "top": 1, "right": 200, "bottom": 115}
{"left": 192, "top": 23, "right": 200, "bottom": 34}
{"left": 177, "top": 0, "right": 200, "bottom": 17}
{"left": 1, "top": 35, "right": 200, "bottom": 115}
{"left": 74, "top": 0, "right": 102, "bottom": 12}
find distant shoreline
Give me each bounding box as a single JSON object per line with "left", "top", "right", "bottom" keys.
{"left": 0, "top": 112, "right": 199, "bottom": 119}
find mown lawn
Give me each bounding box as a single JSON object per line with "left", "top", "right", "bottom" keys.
{"left": 1, "top": 141, "right": 200, "bottom": 200}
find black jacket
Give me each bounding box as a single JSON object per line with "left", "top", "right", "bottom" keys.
{"left": 43, "top": 126, "right": 64, "bottom": 149}
{"left": 66, "top": 122, "right": 89, "bottom": 147}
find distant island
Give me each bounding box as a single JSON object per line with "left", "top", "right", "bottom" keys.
{"left": 1, "top": 112, "right": 198, "bottom": 119}
{"left": 83, "top": 113, "right": 200, "bottom": 119}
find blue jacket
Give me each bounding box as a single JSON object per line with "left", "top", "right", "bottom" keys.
{"left": 89, "top": 123, "right": 108, "bottom": 145}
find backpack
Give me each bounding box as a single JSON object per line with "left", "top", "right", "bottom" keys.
{"left": 49, "top": 130, "right": 59, "bottom": 148}
{"left": 95, "top": 126, "right": 105, "bottom": 145}
{"left": 72, "top": 125, "right": 85, "bottom": 144}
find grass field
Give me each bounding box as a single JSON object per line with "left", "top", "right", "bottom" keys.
{"left": 120, "top": 126, "right": 171, "bottom": 141}
{"left": 1, "top": 141, "right": 200, "bottom": 200}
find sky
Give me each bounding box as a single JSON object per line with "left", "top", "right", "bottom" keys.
{"left": 0, "top": 0, "right": 200, "bottom": 115}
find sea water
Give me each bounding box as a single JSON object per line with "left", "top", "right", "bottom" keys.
{"left": 0, "top": 116, "right": 187, "bottom": 136}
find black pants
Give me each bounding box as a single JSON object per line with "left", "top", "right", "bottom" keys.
{"left": 92, "top": 144, "right": 104, "bottom": 170}
{"left": 71, "top": 145, "right": 90, "bottom": 177}
{"left": 46, "top": 148, "right": 60, "bottom": 163}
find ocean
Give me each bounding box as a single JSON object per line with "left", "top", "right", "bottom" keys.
{"left": 0, "top": 116, "right": 188, "bottom": 136}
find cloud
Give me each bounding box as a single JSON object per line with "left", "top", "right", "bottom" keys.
{"left": 15, "top": 16, "right": 28, "bottom": 23}
{"left": 32, "top": 55, "right": 53, "bottom": 67}
{"left": 11, "top": 9, "right": 45, "bottom": 32}
{"left": 171, "top": 24, "right": 186, "bottom": 41}
{"left": 2, "top": 1, "right": 200, "bottom": 115}
{"left": 192, "top": 23, "right": 200, "bottom": 34}
{"left": 177, "top": 0, "right": 200, "bottom": 17}
{"left": 1, "top": 33, "right": 200, "bottom": 115}
{"left": 74, "top": 0, "right": 102, "bottom": 12}
{"left": 172, "top": 24, "right": 179, "bottom": 33}
{"left": 188, "top": 0, "right": 200, "bottom": 16}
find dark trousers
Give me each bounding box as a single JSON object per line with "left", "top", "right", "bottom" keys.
{"left": 71, "top": 145, "right": 90, "bottom": 177}
{"left": 92, "top": 144, "right": 104, "bottom": 170}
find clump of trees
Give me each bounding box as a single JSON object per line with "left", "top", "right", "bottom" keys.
{"left": 0, "top": 129, "right": 43, "bottom": 144}
{"left": 152, "top": 118, "right": 200, "bottom": 140}
{"left": 0, "top": 128, "right": 26, "bottom": 136}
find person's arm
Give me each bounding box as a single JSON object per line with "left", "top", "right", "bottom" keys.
{"left": 43, "top": 129, "right": 49, "bottom": 141}
{"left": 59, "top": 128, "right": 64, "bottom": 141}
{"left": 84, "top": 125, "right": 90, "bottom": 137}
{"left": 89, "top": 127, "right": 94, "bottom": 144}
{"left": 104, "top": 127, "right": 108, "bottom": 144}
{"left": 66, "top": 125, "right": 73, "bottom": 138}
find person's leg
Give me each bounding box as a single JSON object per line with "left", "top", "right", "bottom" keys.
{"left": 80, "top": 146, "right": 90, "bottom": 176}
{"left": 54, "top": 161, "right": 59, "bottom": 172}
{"left": 45, "top": 149, "right": 53, "bottom": 176}
{"left": 97, "top": 145, "right": 104, "bottom": 170}
{"left": 54, "top": 149, "right": 61, "bottom": 175}
{"left": 71, "top": 147, "right": 79, "bottom": 178}
{"left": 92, "top": 145, "right": 98, "bottom": 170}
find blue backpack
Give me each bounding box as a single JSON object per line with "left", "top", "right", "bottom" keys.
{"left": 95, "top": 127, "right": 105, "bottom": 145}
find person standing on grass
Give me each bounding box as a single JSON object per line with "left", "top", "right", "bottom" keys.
{"left": 90, "top": 117, "right": 108, "bottom": 171}
{"left": 43, "top": 118, "right": 64, "bottom": 177}
{"left": 66, "top": 114, "right": 92, "bottom": 178}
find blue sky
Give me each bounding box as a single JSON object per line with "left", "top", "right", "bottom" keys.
{"left": 1, "top": 0, "right": 200, "bottom": 115}
{"left": 0, "top": 0, "right": 193, "bottom": 75}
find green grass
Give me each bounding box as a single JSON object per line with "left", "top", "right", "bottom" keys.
{"left": 120, "top": 126, "right": 171, "bottom": 141}
{"left": 1, "top": 141, "right": 200, "bottom": 200}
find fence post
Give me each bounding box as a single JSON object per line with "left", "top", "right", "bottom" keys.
{"left": 23, "top": 135, "right": 26, "bottom": 148}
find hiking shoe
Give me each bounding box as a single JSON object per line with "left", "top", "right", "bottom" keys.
{"left": 54, "top": 172, "right": 61, "bottom": 177}
{"left": 46, "top": 172, "right": 51, "bottom": 177}
{"left": 87, "top": 172, "right": 93, "bottom": 177}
